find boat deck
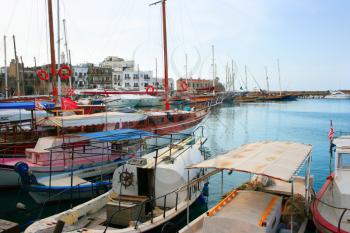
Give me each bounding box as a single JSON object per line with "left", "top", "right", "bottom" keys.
{"left": 41, "top": 176, "right": 91, "bottom": 187}
{"left": 264, "top": 176, "right": 310, "bottom": 197}
{"left": 182, "top": 190, "right": 282, "bottom": 233}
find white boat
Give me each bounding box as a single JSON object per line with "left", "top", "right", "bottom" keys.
{"left": 180, "top": 141, "right": 313, "bottom": 233}
{"left": 324, "top": 91, "right": 350, "bottom": 99}
{"left": 24, "top": 135, "right": 207, "bottom": 233}
{"left": 312, "top": 135, "right": 350, "bottom": 232}
{"left": 103, "top": 94, "right": 141, "bottom": 108}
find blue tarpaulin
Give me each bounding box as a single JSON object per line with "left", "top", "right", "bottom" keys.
{"left": 0, "top": 101, "right": 55, "bottom": 110}
{"left": 79, "top": 129, "right": 156, "bottom": 142}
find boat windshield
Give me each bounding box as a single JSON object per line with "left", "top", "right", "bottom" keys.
{"left": 338, "top": 153, "right": 350, "bottom": 169}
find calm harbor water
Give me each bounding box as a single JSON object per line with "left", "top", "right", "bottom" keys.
{"left": 202, "top": 99, "right": 350, "bottom": 208}
{"left": 1, "top": 98, "right": 350, "bottom": 229}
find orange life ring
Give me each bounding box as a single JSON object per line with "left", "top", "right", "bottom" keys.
{"left": 146, "top": 85, "right": 155, "bottom": 95}
{"left": 36, "top": 69, "right": 49, "bottom": 81}
{"left": 181, "top": 81, "right": 188, "bottom": 91}
{"left": 58, "top": 65, "right": 72, "bottom": 80}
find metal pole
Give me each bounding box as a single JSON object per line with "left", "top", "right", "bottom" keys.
{"left": 161, "top": 0, "right": 170, "bottom": 110}
{"left": 3, "top": 36, "right": 8, "bottom": 98}
{"left": 70, "top": 146, "right": 74, "bottom": 208}
{"left": 185, "top": 53, "right": 187, "bottom": 80}
{"left": 277, "top": 59, "right": 282, "bottom": 96}
{"left": 245, "top": 65, "right": 248, "bottom": 91}
{"left": 57, "top": 0, "right": 62, "bottom": 104}
{"left": 265, "top": 66, "right": 269, "bottom": 94}
{"left": 211, "top": 45, "right": 215, "bottom": 95}
{"left": 186, "top": 169, "right": 190, "bottom": 225}
{"left": 155, "top": 58, "right": 158, "bottom": 89}
{"left": 63, "top": 19, "right": 71, "bottom": 88}
{"left": 20, "top": 56, "right": 25, "bottom": 95}
{"left": 12, "top": 35, "right": 20, "bottom": 96}
{"left": 231, "top": 60, "right": 235, "bottom": 92}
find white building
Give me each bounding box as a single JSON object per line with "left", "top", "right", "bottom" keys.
{"left": 112, "top": 70, "right": 174, "bottom": 91}
{"left": 100, "top": 56, "right": 134, "bottom": 71}
{"left": 73, "top": 64, "right": 90, "bottom": 88}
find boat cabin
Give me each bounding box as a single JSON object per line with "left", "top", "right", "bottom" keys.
{"left": 333, "top": 136, "right": 350, "bottom": 206}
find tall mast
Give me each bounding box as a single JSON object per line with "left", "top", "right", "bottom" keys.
{"left": 3, "top": 36, "right": 8, "bottom": 98}
{"left": 212, "top": 45, "right": 215, "bottom": 95}
{"left": 277, "top": 59, "right": 282, "bottom": 96}
{"left": 185, "top": 53, "right": 187, "bottom": 80}
{"left": 245, "top": 65, "right": 248, "bottom": 91}
{"left": 231, "top": 59, "right": 235, "bottom": 92}
{"left": 63, "top": 19, "right": 71, "bottom": 88}
{"left": 161, "top": 0, "right": 169, "bottom": 110}
{"left": 57, "top": 0, "right": 62, "bottom": 103}
{"left": 265, "top": 66, "right": 269, "bottom": 94}
{"left": 47, "top": 0, "right": 56, "bottom": 93}
{"left": 12, "top": 35, "right": 20, "bottom": 96}
{"left": 155, "top": 57, "right": 158, "bottom": 88}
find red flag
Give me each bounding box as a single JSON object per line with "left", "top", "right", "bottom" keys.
{"left": 328, "top": 127, "right": 334, "bottom": 141}
{"left": 61, "top": 97, "right": 78, "bottom": 110}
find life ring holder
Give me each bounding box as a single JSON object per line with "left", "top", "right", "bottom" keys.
{"left": 58, "top": 65, "right": 72, "bottom": 80}
{"left": 36, "top": 69, "right": 49, "bottom": 81}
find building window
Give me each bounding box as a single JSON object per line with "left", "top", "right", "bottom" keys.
{"left": 125, "top": 74, "right": 130, "bottom": 79}
{"left": 144, "top": 83, "right": 149, "bottom": 87}
{"left": 134, "top": 83, "right": 139, "bottom": 87}
{"left": 144, "top": 74, "right": 149, "bottom": 80}
{"left": 125, "top": 82, "right": 130, "bottom": 87}
{"left": 117, "top": 75, "right": 120, "bottom": 80}
{"left": 133, "top": 74, "right": 139, "bottom": 79}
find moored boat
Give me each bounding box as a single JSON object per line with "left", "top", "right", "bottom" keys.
{"left": 0, "top": 129, "right": 154, "bottom": 188}
{"left": 24, "top": 134, "right": 207, "bottom": 233}
{"left": 180, "top": 141, "right": 314, "bottom": 233}
{"left": 312, "top": 135, "right": 350, "bottom": 232}
{"left": 324, "top": 91, "right": 350, "bottom": 99}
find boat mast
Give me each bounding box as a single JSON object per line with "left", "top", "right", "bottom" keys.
{"left": 265, "top": 66, "right": 269, "bottom": 94}
{"left": 3, "top": 36, "right": 8, "bottom": 98}
{"left": 277, "top": 59, "right": 282, "bottom": 96}
{"left": 155, "top": 57, "right": 158, "bottom": 89}
{"left": 12, "top": 35, "right": 20, "bottom": 96}
{"left": 231, "top": 59, "right": 235, "bottom": 92}
{"left": 162, "top": 0, "right": 170, "bottom": 109}
{"left": 63, "top": 19, "right": 71, "bottom": 88}
{"left": 244, "top": 64, "right": 248, "bottom": 91}
{"left": 57, "top": 0, "right": 62, "bottom": 103}
{"left": 212, "top": 45, "right": 215, "bottom": 95}
{"left": 47, "top": 0, "right": 56, "bottom": 94}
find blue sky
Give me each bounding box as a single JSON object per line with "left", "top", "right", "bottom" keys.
{"left": 0, "top": 0, "right": 349, "bottom": 90}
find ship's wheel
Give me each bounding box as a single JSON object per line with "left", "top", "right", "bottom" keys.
{"left": 119, "top": 169, "right": 133, "bottom": 188}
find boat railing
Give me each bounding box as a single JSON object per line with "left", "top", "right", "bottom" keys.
{"left": 37, "top": 174, "right": 113, "bottom": 219}
{"left": 104, "top": 171, "right": 207, "bottom": 232}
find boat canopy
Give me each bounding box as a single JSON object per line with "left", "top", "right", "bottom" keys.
{"left": 190, "top": 141, "right": 312, "bottom": 182}
{"left": 79, "top": 129, "right": 156, "bottom": 142}
{"left": 0, "top": 101, "right": 55, "bottom": 110}
{"left": 334, "top": 136, "right": 350, "bottom": 149}
{"left": 36, "top": 112, "right": 147, "bottom": 128}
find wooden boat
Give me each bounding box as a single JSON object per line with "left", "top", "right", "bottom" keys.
{"left": 0, "top": 129, "right": 154, "bottom": 188}
{"left": 180, "top": 141, "right": 314, "bottom": 233}
{"left": 312, "top": 135, "right": 350, "bottom": 232}
{"left": 24, "top": 135, "right": 207, "bottom": 233}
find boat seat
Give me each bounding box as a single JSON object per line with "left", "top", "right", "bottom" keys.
{"left": 110, "top": 194, "right": 148, "bottom": 203}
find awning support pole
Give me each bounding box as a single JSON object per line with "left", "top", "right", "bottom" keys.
{"left": 187, "top": 169, "right": 190, "bottom": 225}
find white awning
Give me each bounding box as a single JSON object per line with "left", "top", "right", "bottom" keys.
{"left": 190, "top": 141, "right": 312, "bottom": 182}
{"left": 36, "top": 112, "right": 147, "bottom": 128}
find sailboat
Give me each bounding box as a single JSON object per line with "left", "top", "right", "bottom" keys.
{"left": 24, "top": 133, "right": 208, "bottom": 233}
